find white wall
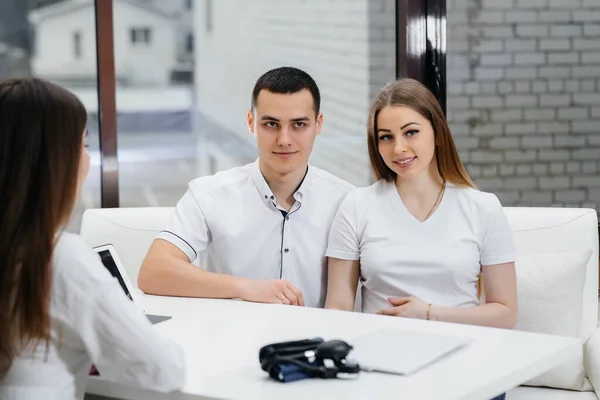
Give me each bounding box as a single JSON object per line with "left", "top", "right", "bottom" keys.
{"left": 193, "top": 0, "right": 396, "bottom": 185}
{"left": 68, "top": 86, "right": 191, "bottom": 113}
{"left": 32, "top": 0, "right": 178, "bottom": 86}
{"left": 146, "top": 0, "right": 191, "bottom": 16}
{"left": 147, "top": 0, "right": 194, "bottom": 62}
{"left": 113, "top": 1, "right": 178, "bottom": 86}
{"left": 31, "top": 5, "right": 97, "bottom": 80}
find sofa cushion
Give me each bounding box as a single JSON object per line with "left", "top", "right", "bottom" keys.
{"left": 505, "top": 208, "right": 599, "bottom": 345}
{"left": 508, "top": 386, "right": 598, "bottom": 400}
{"left": 80, "top": 207, "right": 174, "bottom": 287}
{"left": 514, "top": 250, "right": 593, "bottom": 391}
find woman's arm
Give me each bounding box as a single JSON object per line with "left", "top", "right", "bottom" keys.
{"left": 386, "top": 262, "right": 518, "bottom": 328}
{"left": 56, "top": 236, "right": 186, "bottom": 392}
{"left": 379, "top": 262, "right": 517, "bottom": 328}
{"left": 324, "top": 257, "right": 360, "bottom": 311}
{"left": 431, "top": 262, "right": 518, "bottom": 328}
{"left": 72, "top": 275, "right": 186, "bottom": 392}
{"left": 324, "top": 190, "right": 361, "bottom": 312}
{"left": 426, "top": 194, "right": 518, "bottom": 328}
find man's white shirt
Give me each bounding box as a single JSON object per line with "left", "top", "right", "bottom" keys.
{"left": 157, "top": 160, "right": 354, "bottom": 307}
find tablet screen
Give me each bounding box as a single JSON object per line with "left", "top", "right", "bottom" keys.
{"left": 98, "top": 249, "right": 134, "bottom": 302}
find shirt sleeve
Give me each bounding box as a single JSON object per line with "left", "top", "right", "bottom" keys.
{"left": 54, "top": 239, "right": 186, "bottom": 393}
{"left": 480, "top": 194, "right": 517, "bottom": 266}
{"left": 326, "top": 191, "right": 360, "bottom": 261}
{"left": 156, "top": 182, "right": 209, "bottom": 263}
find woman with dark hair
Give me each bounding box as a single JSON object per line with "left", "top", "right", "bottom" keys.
{"left": 0, "top": 78, "right": 185, "bottom": 399}
{"left": 325, "top": 78, "right": 517, "bottom": 327}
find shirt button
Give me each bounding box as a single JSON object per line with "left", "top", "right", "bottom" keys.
{"left": 285, "top": 216, "right": 289, "bottom": 221}
{"left": 284, "top": 248, "right": 289, "bottom": 253}
{"left": 264, "top": 195, "right": 268, "bottom": 199}
{"left": 270, "top": 195, "right": 275, "bottom": 200}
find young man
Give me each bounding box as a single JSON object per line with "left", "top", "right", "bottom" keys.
{"left": 138, "top": 67, "right": 354, "bottom": 308}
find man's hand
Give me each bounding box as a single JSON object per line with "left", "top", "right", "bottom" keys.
{"left": 376, "top": 296, "right": 428, "bottom": 319}
{"left": 240, "top": 279, "right": 305, "bottom": 306}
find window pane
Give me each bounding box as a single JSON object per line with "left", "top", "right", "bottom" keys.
{"left": 0, "top": 0, "right": 101, "bottom": 232}
{"left": 73, "top": 30, "right": 81, "bottom": 58}
{"left": 115, "top": 0, "right": 396, "bottom": 208}
{"left": 447, "top": 0, "right": 600, "bottom": 210}
{"left": 143, "top": 27, "right": 151, "bottom": 44}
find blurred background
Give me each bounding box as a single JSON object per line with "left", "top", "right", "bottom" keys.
{"left": 0, "top": 0, "right": 599, "bottom": 233}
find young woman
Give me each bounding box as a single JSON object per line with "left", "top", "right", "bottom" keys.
{"left": 325, "top": 78, "right": 517, "bottom": 326}
{"left": 0, "top": 78, "right": 185, "bottom": 399}
{"left": 325, "top": 79, "right": 516, "bottom": 399}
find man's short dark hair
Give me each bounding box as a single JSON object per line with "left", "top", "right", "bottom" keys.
{"left": 251, "top": 67, "right": 321, "bottom": 114}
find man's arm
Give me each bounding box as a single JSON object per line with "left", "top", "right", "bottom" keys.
{"left": 137, "top": 239, "right": 304, "bottom": 305}
{"left": 138, "top": 239, "right": 246, "bottom": 298}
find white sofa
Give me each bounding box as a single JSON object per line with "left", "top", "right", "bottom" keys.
{"left": 80, "top": 207, "right": 175, "bottom": 287}
{"left": 502, "top": 208, "right": 599, "bottom": 400}
{"left": 80, "top": 206, "right": 600, "bottom": 399}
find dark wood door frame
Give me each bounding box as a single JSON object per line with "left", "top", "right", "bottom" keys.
{"left": 395, "top": 0, "right": 447, "bottom": 114}
{"left": 94, "top": 0, "right": 119, "bottom": 208}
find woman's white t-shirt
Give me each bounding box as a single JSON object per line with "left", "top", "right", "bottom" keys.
{"left": 326, "top": 180, "right": 517, "bottom": 314}
{"left": 0, "top": 233, "right": 185, "bottom": 400}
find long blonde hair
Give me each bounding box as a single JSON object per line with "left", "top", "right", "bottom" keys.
{"left": 367, "top": 78, "right": 484, "bottom": 297}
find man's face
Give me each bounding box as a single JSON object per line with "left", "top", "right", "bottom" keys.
{"left": 247, "top": 89, "right": 322, "bottom": 176}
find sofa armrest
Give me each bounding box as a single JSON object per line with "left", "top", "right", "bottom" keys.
{"left": 585, "top": 326, "right": 600, "bottom": 397}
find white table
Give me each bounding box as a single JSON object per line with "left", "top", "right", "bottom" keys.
{"left": 86, "top": 295, "right": 579, "bottom": 400}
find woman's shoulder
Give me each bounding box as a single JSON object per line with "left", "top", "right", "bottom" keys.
{"left": 451, "top": 184, "right": 503, "bottom": 208}
{"left": 53, "top": 232, "right": 95, "bottom": 264}
{"left": 347, "top": 179, "right": 393, "bottom": 203}
{"left": 449, "top": 184, "right": 506, "bottom": 225}
{"left": 52, "top": 232, "right": 111, "bottom": 293}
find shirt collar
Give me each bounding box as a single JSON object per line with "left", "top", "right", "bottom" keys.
{"left": 293, "top": 166, "right": 311, "bottom": 201}
{"left": 250, "top": 159, "right": 275, "bottom": 203}
{"left": 250, "top": 159, "right": 312, "bottom": 204}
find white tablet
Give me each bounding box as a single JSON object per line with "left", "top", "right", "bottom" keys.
{"left": 93, "top": 244, "right": 171, "bottom": 325}
{"left": 93, "top": 244, "right": 142, "bottom": 304}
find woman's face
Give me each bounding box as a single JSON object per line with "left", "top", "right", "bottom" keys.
{"left": 376, "top": 105, "right": 437, "bottom": 182}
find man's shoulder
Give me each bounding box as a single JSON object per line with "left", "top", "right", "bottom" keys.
{"left": 308, "top": 166, "right": 355, "bottom": 193}
{"left": 188, "top": 163, "right": 254, "bottom": 194}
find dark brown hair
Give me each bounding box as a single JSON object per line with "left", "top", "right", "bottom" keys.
{"left": 251, "top": 66, "right": 321, "bottom": 114}
{"left": 367, "top": 78, "right": 474, "bottom": 188}
{"left": 0, "top": 78, "right": 87, "bottom": 378}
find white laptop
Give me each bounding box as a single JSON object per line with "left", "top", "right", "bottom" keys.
{"left": 93, "top": 244, "right": 171, "bottom": 325}
{"left": 349, "top": 328, "right": 472, "bottom": 376}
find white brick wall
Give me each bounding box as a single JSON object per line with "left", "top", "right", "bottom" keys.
{"left": 193, "top": 0, "right": 395, "bottom": 185}
{"left": 447, "top": 0, "right": 600, "bottom": 209}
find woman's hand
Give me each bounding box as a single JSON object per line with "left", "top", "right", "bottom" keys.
{"left": 376, "top": 296, "right": 429, "bottom": 319}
